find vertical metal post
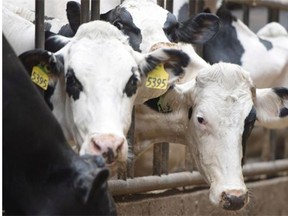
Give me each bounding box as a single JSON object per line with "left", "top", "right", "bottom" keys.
{"left": 166, "top": 0, "right": 173, "bottom": 13}
{"left": 35, "top": 0, "right": 45, "bottom": 49}
{"left": 153, "top": 144, "right": 163, "bottom": 175}
{"left": 126, "top": 107, "right": 136, "bottom": 178}
{"left": 157, "top": 0, "right": 165, "bottom": 8}
{"left": 268, "top": 8, "right": 279, "bottom": 22}
{"left": 91, "top": 0, "right": 100, "bottom": 21}
{"left": 81, "top": 0, "right": 90, "bottom": 24}
{"left": 242, "top": 4, "right": 250, "bottom": 26}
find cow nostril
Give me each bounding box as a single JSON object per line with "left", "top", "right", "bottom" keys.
{"left": 221, "top": 192, "right": 246, "bottom": 211}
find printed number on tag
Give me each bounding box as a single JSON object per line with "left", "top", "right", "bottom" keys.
{"left": 31, "top": 66, "right": 49, "bottom": 90}
{"left": 146, "top": 64, "right": 169, "bottom": 89}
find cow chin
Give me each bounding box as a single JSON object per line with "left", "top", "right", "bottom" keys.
{"left": 209, "top": 182, "right": 249, "bottom": 211}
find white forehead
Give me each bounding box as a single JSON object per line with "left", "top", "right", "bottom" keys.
{"left": 61, "top": 21, "right": 140, "bottom": 84}
{"left": 121, "top": 0, "right": 169, "bottom": 28}
{"left": 193, "top": 63, "right": 254, "bottom": 124}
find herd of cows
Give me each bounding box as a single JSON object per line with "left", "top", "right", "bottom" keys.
{"left": 3, "top": 0, "right": 288, "bottom": 214}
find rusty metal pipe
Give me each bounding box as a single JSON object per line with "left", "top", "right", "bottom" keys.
{"left": 109, "top": 159, "right": 288, "bottom": 195}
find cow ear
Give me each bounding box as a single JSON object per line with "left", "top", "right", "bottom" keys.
{"left": 19, "top": 49, "right": 64, "bottom": 78}
{"left": 66, "top": 1, "right": 81, "bottom": 33}
{"left": 139, "top": 48, "right": 190, "bottom": 81}
{"left": 254, "top": 87, "right": 288, "bottom": 129}
{"left": 133, "top": 48, "right": 190, "bottom": 104}
{"left": 173, "top": 13, "right": 219, "bottom": 44}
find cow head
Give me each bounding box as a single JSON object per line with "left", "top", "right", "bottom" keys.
{"left": 20, "top": 20, "right": 189, "bottom": 174}
{"left": 146, "top": 62, "right": 288, "bottom": 210}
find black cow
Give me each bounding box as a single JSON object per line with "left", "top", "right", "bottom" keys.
{"left": 3, "top": 35, "right": 116, "bottom": 215}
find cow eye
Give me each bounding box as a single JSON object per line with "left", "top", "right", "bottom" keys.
{"left": 197, "top": 117, "right": 205, "bottom": 124}
{"left": 114, "top": 21, "right": 124, "bottom": 30}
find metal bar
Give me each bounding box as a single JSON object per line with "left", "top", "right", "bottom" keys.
{"left": 224, "top": 0, "right": 288, "bottom": 10}
{"left": 91, "top": 0, "right": 100, "bottom": 21}
{"left": 157, "top": 0, "right": 165, "bottom": 8}
{"left": 269, "top": 130, "right": 277, "bottom": 160}
{"left": 153, "top": 144, "right": 162, "bottom": 175}
{"left": 126, "top": 107, "right": 135, "bottom": 178}
{"left": 109, "top": 159, "right": 288, "bottom": 195}
{"left": 268, "top": 8, "right": 280, "bottom": 22}
{"left": 161, "top": 143, "right": 169, "bottom": 175}
{"left": 81, "top": 0, "right": 90, "bottom": 24}
{"left": 35, "top": 0, "right": 45, "bottom": 49}
{"left": 242, "top": 4, "right": 250, "bottom": 26}
{"left": 166, "top": 0, "right": 173, "bottom": 13}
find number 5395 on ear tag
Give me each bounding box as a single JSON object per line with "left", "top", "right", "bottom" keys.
{"left": 31, "top": 66, "right": 49, "bottom": 90}
{"left": 145, "top": 64, "right": 169, "bottom": 90}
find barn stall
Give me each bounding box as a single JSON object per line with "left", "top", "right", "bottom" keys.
{"left": 25, "top": 0, "right": 288, "bottom": 215}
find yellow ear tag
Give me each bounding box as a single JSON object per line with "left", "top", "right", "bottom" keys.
{"left": 146, "top": 64, "right": 169, "bottom": 90}
{"left": 31, "top": 65, "right": 49, "bottom": 90}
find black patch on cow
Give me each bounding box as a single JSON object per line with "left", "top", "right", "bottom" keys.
{"left": 280, "top": 108, "right": 288, "bottom": 117}
{"left": 273, "top": 87, "right": 288, "bottom": 99}
{"left": 163, "top": 49, "right": 190, "bottom": 76}
{"left": 188, "top": 107, "right": 193, "bottom": 120}
{"left": 66, "top": 68, "right": 83, "bottom": 100}
{"left": 241, "top": 106, "right": 256, "bottom": 165}
{"left": 58, "top": 24, "right": 75, "bottom": 37}
{"left": 101, "top": 7, "right": 142, "bottom": 52}
{"left": 259, "top": 37, "right": 273, "bottom": 50}
{"left": 172, "top": 13, "right": 219, "bottom": 44}
{"left": 123, "top": 68, "right": 139, "bottom": 97}
{"left": 203, "top": 6, "right": 245, "bottom": 65}
{"left": 142, "top": 55, "right": 162, "bottom": 75}
{"left": 45, "top": 31, "right": 70, "bottom": 52}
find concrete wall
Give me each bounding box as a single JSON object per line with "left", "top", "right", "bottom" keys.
{"left": 115, "top": 176, "right": 288, "bottom": 216}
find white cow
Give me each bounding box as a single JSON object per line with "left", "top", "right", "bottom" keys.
{"left": 135, "top": 58, "right": 288, "bottom": 210}
{"left": 19, "top": 20, "right": 189, "bottom": 175}
{"left": 203, "top": 5, "right": 288, "bottom": 88}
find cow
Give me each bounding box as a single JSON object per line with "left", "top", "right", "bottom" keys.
{"left": 62, "top": 0, "right": 219, "bottom": 53}
{"left": 3, "top": 35, "right": 116, "bottom": 215}
{"left": 135, "top": 61, "right": 288, "bottom": 211}
{"left": 19, "top": 20, "right": 190, "bottom": 175}
{"left": 203, "top": 5, "right": 288, "bottom": 88}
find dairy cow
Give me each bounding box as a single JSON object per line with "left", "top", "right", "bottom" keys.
{"left": 135, "top": 60, "right": 288, "bottom": 210}
{"left": 64, "top": 0, "right": 219, "bottom": 53}
{"left": 19, "top": 20, "right": 190, "bottom": 174}
{"left": 203, "top": 5, "right": 288, "bottom": 88}
{"left": 3, "top": 35, "right": 116, "bottom": 215}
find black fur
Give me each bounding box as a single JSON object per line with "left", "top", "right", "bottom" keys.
{"left": 66, "top": 68, "right": 83, "bottom": 100}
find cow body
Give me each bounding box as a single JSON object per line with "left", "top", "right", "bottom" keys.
{"left": 20, "top": 20, "right": 190, "bottom": 174}
{"left": 203, "top": 5, "right": 288, "bottom": 88}
{"left": 135, "top": 61, "right": 288, "bottom": 210}
{"left": 3, "top": 35, "right": 116, "bottom": 215}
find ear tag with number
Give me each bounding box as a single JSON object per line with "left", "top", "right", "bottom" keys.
{"left": 31, "top": 65, "right": 49, "bottom": 90}
{"left": 146, "top": 64, "right": 169, "bottom": 90}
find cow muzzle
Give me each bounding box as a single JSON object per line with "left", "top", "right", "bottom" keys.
{"left": 220, "top": 189, "right": 248, "bottom": 211}
{"left": 89, "top": 134, "right": 125, "bottom": 165}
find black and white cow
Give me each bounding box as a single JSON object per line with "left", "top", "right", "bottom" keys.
{"left": 3, "top": 35, "right": 116, "bottom": 215}
{"left": 19, "top": 20, "right": 190, "bottom": 174}
{"left": 135, "top": 61, "right": 288, "bottom": 210}
{"left": 62, "top": 0, "right": 219, "bottom": 53}
{"left": 203, "top": 5, "right": 288, "bottom": 88}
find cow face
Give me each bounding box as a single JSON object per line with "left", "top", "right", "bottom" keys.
{"left": 20, "top": 20, "right": 189, "bottom": 174}
{"left": 179, "top": 63, "right": 287, "bottom": 210}
{"left": 100, "top": 0, "right": 219, "bottom": 53}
